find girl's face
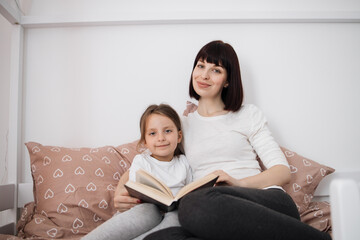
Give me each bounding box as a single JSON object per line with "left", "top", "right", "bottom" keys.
{"left": 192, "top": 60, "right": 228, "bottom": 100}
{"left": 144, "top": 114, "right": 182, "bottom": 162}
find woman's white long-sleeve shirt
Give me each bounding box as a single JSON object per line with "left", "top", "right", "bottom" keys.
{"left": 182, "top": 104, "right": 289, "bottom": 182}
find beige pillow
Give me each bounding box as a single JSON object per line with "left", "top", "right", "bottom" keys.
{"left": 281, "top": 147, "right": 335, "bottom": 213}
{"left": 300, "top": 201, "right": 332, "bottom": 233}
{"left": 22, "top": 141, "right": 140, "bottom": 239}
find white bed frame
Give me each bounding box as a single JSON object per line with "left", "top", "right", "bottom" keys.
{"left": 1, "top": 1, "right": 360, "bottom": 239}
{"left": 1, "top": 170, "right": 360, "bottom": 240}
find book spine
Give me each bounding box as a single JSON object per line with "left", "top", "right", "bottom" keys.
{"left": 125, "top": 185, "right": 176, "bottom": 212}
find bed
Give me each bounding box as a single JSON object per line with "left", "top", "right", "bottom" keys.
{"left": 1, "top": 3, "right": 359, "bottom": 238}
{"left": 1, "top": 132, "right": 359, "bottom": 239}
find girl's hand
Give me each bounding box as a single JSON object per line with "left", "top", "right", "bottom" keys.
{"left": 114, "top": 186, "right": 141, "bottom": 212}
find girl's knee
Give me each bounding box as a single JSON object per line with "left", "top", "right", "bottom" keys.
{"left": 131, "top": 203, "right": 163, "bottom": 223}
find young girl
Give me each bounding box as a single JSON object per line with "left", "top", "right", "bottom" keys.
{"left": 83, "top": 104, "right": 192, "bottom": 240}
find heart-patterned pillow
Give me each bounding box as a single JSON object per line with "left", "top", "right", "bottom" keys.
{"left": 281, "top": 147, "right": 335, "bottom": 213}
{"left": 18, "top": 141, "right": 140, "bottom": 239}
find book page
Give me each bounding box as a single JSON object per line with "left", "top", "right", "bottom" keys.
{"left": 136, "top": 169, "right": 174, "bottom": 198}
{"left": 175, "top": 173, "right": 218, "bottom": 200}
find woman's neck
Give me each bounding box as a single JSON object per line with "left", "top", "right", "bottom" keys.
{"left": 197, "top": 98, "right": 228, "bottom": 117}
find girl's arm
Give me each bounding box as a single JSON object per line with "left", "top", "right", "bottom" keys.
{"left": 114, "top": 170, "right": 141, "bottom": 212}
{"left": 213, "top": 164, "right": 291, "bottom": 189}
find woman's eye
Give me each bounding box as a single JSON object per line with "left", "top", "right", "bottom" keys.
{"left": 213, "top": 69, "right": 221, "bottom": 73}
{"left": 197, "top": 64, "right": 204, "bottom": 68}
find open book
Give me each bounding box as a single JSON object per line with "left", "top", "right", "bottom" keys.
{"left": 125, "top": 169, "right": 218, "bottom": 212}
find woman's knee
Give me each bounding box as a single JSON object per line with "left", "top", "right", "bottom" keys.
{"left": 179, "top": 188, "right": 219, "bottom": 210}
{"left": 178, "top": 188, "right": 223, "bottom": 226}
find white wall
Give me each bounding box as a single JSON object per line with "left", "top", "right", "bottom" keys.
{"left": 0, "top": 14, "right": 12, "bottom": 184}
{"left": 10, "top": 0, "right": 360, "bottom": 182}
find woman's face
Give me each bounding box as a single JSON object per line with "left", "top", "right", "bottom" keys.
{"left": 192, "top": 60, "right": 228, "bottom": 100}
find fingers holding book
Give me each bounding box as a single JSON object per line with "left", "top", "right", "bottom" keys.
{"left": 114, "top": 186, "right": 142, "bottom": 212}
{"left": 211, "top": 170, "right": 239, "bottom": 187}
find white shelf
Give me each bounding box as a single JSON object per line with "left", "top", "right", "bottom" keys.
{"left": 20, "top": 11, "right": 360, "bottom": 28}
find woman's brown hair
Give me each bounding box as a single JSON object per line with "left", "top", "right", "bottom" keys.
{"left": 189, "top": 40, "right": 244, "bottom": 112}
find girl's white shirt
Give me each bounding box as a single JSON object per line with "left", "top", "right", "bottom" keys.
{"left": 182, "top": 104, "right": 289, "bottom": 185}
{"left": 129, "top": 153, "right": 193, "bottom": 196}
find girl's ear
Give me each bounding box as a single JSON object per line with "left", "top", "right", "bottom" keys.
{"left": 178, "top": 130, "right": 183, "bottom": 143}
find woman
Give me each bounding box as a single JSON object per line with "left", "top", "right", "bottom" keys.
{"left": 115, "top": 40, "right": 332, "bottom": 240}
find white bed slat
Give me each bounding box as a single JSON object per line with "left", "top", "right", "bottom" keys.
{"left": 18, "top": 183, "right": 33, "bottom": 208}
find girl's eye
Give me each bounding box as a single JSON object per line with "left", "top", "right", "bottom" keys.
{"left": 165, "top": 129, "right": 172, "bottom": 133}
{"left": 149, "top": 132, "right": 156, "bottom": 136}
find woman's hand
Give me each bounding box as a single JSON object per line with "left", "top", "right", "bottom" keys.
{"left": 213, "top": 165, "right": 291, "bottom": 189}
{"left": 114, "top": 185, "right": 141, "bottom": 212}
{"left": 212, "top": 170, "right": 246, "bottom": 187}
{"left": 113, "top": 170, "right": 141, "bottom": 212}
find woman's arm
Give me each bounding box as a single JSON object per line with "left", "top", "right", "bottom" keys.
{"left": 114, "top": 170, "right": 141, "bottom": 212}
{"left": 213, "top": 164, "right": 291, "bottom": 189}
